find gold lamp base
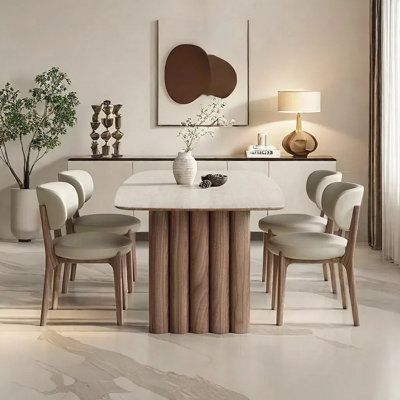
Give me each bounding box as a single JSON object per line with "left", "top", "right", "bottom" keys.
{"left": 282, "top": 113, "right": 318, "bottom": 158}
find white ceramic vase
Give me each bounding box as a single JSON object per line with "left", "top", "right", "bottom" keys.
{"left": 173, "top": 151, "right": 197, "bottom": 185}
{"left": 10, "top": 188, "right": 41, "bottom": 242}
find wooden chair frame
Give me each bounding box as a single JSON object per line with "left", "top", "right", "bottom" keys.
{"left": 39, "top": 205, "right": 127, "bottom": 326}
{"left": 262, "top": 210, "right": 336, "bottom": 294}
{"left": 61, "top": 209, "right": 137, "bottom": 295}
{"left": 271, "top": 205, "right": 361, "bottom": 326}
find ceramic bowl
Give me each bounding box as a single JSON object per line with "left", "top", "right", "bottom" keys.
{"left": 201, "top": 174, "right": 228, "bottom": 187}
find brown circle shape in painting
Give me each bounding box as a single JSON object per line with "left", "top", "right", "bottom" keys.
{"left": 165, "top": 44, "right": 211, "bottom": 104}
{"left": 205, "top": 55, "right": 237, "bottom": 98}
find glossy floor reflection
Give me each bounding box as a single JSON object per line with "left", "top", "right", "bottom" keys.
{"left": 0, "top": 240, "right": 399, "bottom": 399}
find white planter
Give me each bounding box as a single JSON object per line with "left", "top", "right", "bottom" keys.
{"left": 10, "top": 188, "right": 41, "bottom": 242}
{"left": 173, "top": 151, "right": 197, "bottom": 185}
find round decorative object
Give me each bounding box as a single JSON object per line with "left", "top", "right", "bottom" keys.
{"left": 173, "top": 151, "right": 197, "bottom": 185}
{"left": 165, "top": 44, "right": 211, "bottom": 104}
{"left": 205, "top": 55, "right": 237, "bottom": 98}
{"left": 10, "top": 188, "right": 41, "bottom": 242}
{"left": 282, "top": 130, "right": 318, "bottom": 158}
{"left": 164, "top": 44, "right": 237, "bottom": 104}
{"left": 201, "top": 174, "right": 228, "bottom": 187}
{"left": 199, "top": 180, "right": 212, "bottom": 189}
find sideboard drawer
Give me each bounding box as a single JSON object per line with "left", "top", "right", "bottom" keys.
{"left": 68, "top": 160, "right": 133, "bottom": 216}
{"left": 197, "top": 160, "right": 228, "bottom": 172}
{"left": 268, "top": 161, "right": 336, "bottom": 215}
{"left": 132, "top": 160, "right": 173, "bottom": 173}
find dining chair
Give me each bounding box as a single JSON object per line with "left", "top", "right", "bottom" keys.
{"left": 58, "top": 170, "right": 140, "bottom": 294}
{"left": 268, "top": 181, "right": 364, "bottom": 326}
{"left": 37, "top": 182, "right": 132, "bottom": 326}
{"left": 259, "top": 170, "right": 342, "bottom": 293}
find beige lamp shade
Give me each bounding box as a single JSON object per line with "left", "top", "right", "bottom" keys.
{"left": 278, "top": 91, "right": 321, "bottom": 113}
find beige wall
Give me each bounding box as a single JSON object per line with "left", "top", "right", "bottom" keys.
{"left": 0, "top": 0, "right": 369, "bottom": 240}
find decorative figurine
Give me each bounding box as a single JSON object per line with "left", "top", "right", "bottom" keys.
{"left": 89, "top": 100, "right": 124, "bottom": 158}
{"left": 90, "top": 105, "right": 102, "bottom": 158}
{"left": 101, "top": 116, "right": 113, "bottom": 156}
{"left": 91, "top": 104, "right": 102, "bottom": 118}
{"left": 112, "top": 103, "right": 122, "bottom": 115}
{"left": 112, "top": 104, "right": 123, "bottom": 157}
{"left": 102, "top": 100, "right": 112, "bottom": 116}
{"left": 90, "top": 121, "right": 101, "bottom": 157}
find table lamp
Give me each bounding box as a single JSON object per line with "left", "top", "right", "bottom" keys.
{"left": 278, "top": 90, "right": 321, "bottom": 157}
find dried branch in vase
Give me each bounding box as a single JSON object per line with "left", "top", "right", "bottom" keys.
{"left": 177, "top": 97, "right": 234, "bottom": 153}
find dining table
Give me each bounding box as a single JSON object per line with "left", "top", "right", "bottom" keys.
{"left": 115, "top": 170, "right": 285, "bottom": 334}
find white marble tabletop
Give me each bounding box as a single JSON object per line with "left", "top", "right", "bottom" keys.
{"left": 114, "top": 170, "right": 285, "bottom": 211}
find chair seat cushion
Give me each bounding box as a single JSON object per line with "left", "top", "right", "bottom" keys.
{"left": 258, "top": 214, "right": 326, "bottom": 235}
{"left": 73, "top": 214, "right": 141, "bottom": 235}
{"left": 54, "top": 232, "right": 132, "bottom": 260}
{"left": 268, "top": 232, "right": 347, "bottom": 260}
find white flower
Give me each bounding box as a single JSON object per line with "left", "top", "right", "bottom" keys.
{"left": 177, "top": 97, "right": 234, "bottom": 152}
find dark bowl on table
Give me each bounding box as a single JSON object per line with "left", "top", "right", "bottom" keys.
{"left": 201, "top": 174, "right": 228, "bottom": 187}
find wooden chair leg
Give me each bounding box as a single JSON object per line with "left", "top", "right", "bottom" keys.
{"left": 130, "top": 231, "right": 137, "bottom": 282}
{"left": 62, "top": 262, "right": 71, "bottom": 294}
{"left": 70, "top": 263, "right": 77, "bottom": 281}
{"left": 262, "top": 233, "right": 267, "bottom": 282}
{"left": 271, "top": 254, "right": 278, "bottom": 310}
{"left": 51, "top": 263, "right": 62, "bottom": 310}
{"left": 266, "top": 246, "right": 273, "bottom": 293}
{"left": 276, "top": 253, "right": 287, "bottom": 326}
{"left": 338, "top": 263, "right": 347, "bottom": 309}
{"left": 40, "top": 260, "right": 54, "bottom": 326}
{"left": 322, "top": 263, "right": 329, "bottom": 281}
{"left": 112, "top": 255, "right": 123, "bottom": 326}
{"left": 121, "top": 257, "right": 127, "bottom": 311}
{"left": 345, "top": 262, "right": 360, "bottom": 326}
{"left": 126, "top": 252, "right": 133, "bottom": 293}
{"left": 329, "top": 262, "right": 337, "bottom": 294}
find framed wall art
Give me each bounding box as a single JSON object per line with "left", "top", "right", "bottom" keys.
{"left": 157, "top": 18, "right": 249, "bottom": 126}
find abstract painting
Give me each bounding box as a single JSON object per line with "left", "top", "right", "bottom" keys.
{"left": 157, "top": 18, "right": 249, "bottom": 126}
{"left": 165, "top": 44, "right": 237, "bottom": 104}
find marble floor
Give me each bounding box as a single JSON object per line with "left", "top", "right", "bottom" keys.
{"left": 0, "top": 240, "right": 400, "bottom": 400}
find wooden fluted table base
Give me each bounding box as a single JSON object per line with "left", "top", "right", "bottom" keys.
{"left": 149, "top": 210, "right": 250, "bottom": 334}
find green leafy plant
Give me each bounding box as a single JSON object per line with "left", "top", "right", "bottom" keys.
{"left": 0, "top": 67, "right": 79, "bottom": 188}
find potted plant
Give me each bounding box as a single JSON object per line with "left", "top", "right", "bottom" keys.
{"left": 0, "top": 67, "right": 79, "bottom": 241}
{"left": 174, "top": 97, "right": 233, "bottom": 185}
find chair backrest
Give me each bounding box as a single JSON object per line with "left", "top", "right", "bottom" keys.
{"left": 36, "top": 182, "right": 79, "bottom": 230}
{"left": 58, "top": 170, "right": 94, "bottom": 209}
{"left": 306, "top": 170, "right": 343, "bottom": 210}
{"left": 321, "top": 182, "right": 364, "bottom": 231}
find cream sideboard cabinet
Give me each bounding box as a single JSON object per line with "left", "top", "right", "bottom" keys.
{"left": 68, "top": 156, "right": 336, "bottom": 233}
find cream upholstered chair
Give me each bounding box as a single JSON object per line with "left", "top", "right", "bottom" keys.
{"left": 58, "top": 170, "right": 140, "bottom": 294}
{"left": 37, "top": 182, "right": 132, "bottom": 326}
{"left": 268, "top": 182, "right": 364, "bottom": 326}
{"left": 259, "top": 170, "right": 342, "bottom": 293}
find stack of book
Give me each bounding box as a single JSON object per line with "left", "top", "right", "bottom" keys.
{"left": 246, "top": 145, "right": 281, "bottom": 158}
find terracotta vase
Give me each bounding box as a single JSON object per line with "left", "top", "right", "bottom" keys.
{"left": 173, "top": 151, "right": 197, "bottom": 185}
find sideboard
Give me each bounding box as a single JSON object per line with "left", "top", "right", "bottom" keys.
{"left": 68, "top": 155, "right": 336, "bottom": 233}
